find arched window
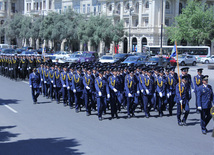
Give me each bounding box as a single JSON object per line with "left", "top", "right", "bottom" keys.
{"left": 136, "top": 2, "right": 139, "bottom": 12}
{"left": 179, "top": 3, "right": 183, "bottom": 14}
{"left": 166, "top": 1, "right": 170, "bottom": 9}
{"left": 109, "top": 4, "right": 112, "bottom": 11}
{"left": 126, "top": 3, "right": 130, "bottom": 10}
{"left": 145, "top": 1, "right": 149, "bottom": 9}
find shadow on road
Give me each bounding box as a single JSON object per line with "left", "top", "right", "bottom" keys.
{"left": 0, "top": 126, "right": 84, "bottom": 155}
{"left": 0, "top": 98, "right": 20, "bottom": 105}
{"left": 0, "top": 126, "right": 19, "bottom": 142}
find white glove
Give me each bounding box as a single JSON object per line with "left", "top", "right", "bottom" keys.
{"left": 27, "top": 68, "right": 29, "bottom": 70}
{"left": 73, "top": 89, "right": 76, "bottom": 93}
{"left": 99, "top": 91, "right": 102, "bottom": 96}
{"left": 113, "top": 88, "right": 117, "bottom": 93}
{"left": 67, "top": 86, "right": 70, "bottom": 89}
{"left": 86, "top": 86, "right": 90, "bottom": 90}
{"left": 107, "top": 94, "right": 110, "bottom": 98}
{"left": 159, "top": 92, "right": 163, "bottom": 98}
{"left": 141, "top": 89, "right": 144, "bottom": 93}
{"left": 197, "top": 107, "right": 202, "bottom": 110}
{"left": 51, "top": 81, "right": 53, "bottom": 83}
{"left": 137, "top": 91, "right": 140, "bottom": 94}
{"left": 167, "top": 93, "right": 170, "bottom": 98}
{"left": 128, "top": 93, "right": 132, "bottom": 97}
{"left": 53, "top": 85, "right": 56, "bottom": 87}
{"left": 192, "top": 89, "right": 195, "bottom": 93}
{"left": 41, "top": 79, "right": 43, "bottom": 81}
{"left": 63, "top": 84, "right": 66, "bottom": 87}
{"left": 146, "top": 89, "right": 149, "bottom": 94}
{"left": 180, "top": 100, "right": 183, "bottom": 105}
{"left": 30, "top": 85, "right": 32, "bottom": 88}
{"left": 29, "top": 67, "right": 31, "bottom": 69}
{"left": 18, "top": 66, "right": 20, "bottom": 69}
{"left": 44, "top": 81, "right": 47, "bottom": 83}
{"left": 169, "top": 92, "right": 172, "bottom": 96}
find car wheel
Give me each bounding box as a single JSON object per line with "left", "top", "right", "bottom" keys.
{"left": 180, "top": 61, "right": 185, "bottom": 66}
{"left": 192, "top": 61, "right": 196, "bottom": 66}
{"left": 205, "top": 60, "right": 209, "bottom": 64}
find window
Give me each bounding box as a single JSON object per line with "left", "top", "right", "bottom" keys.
{"left": 64, "top": 6, "right": 67, "bottom": 11}
{"left": 83, "top": 4, "right": 85, "bottom": 13}
{"left": 109, "top": 4, "right": 112, "bottom": 11}
{"left": 5, "top": 2, "right": 7, "bottom": 11}
{"left": 165, "top": 19, "right": 169, "bottom": 26}
{"left": 166, "top": 1, "right": 170, "bottom": 9}
{"left": 145, "top": 1, "right": 149, "bottom": 9}
{"left": 98, "top": 3, "right": 101, "bottom": 12}
{"left": 0, "top": 2, "right": 2, "bottom": 10}
{"left": 1, "top": 36, "right": 4, "bottom": 44}
{"left": 87, "top": 4, "right": 90, "bottom": 13}
{"left": 126, "top": 3, "right": 130, "bottom": 10}
{"left": 40, "top": 2, "right": 42, "bottom": 10}
{"left": 145, "top": 17, "right": 149, "bottom": 26}
{"left": 36, "top": 2, "right": 38, "bottom": 10}
{"left": 49, "top": 0, "right": 52, "bottom": 9}
{"left": 179, "top": 3, "right": 183, "bottom": 14}
{"left": 43, "top": 1, "right": 46, "bottom": 9}
{"left": 94, "top": 7, "right": 96, "bottom": 15}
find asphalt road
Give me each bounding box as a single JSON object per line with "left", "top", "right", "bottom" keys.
{"left": 0, "top": 63, "right": 214, "bottom": 155}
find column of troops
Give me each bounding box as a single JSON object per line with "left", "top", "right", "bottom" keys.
{"left": 0, "top": 54, "right": 213, "bottom": 134}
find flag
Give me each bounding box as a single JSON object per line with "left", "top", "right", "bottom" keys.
{"left": 170, "top": 44, "right": 176, "bottom": 57}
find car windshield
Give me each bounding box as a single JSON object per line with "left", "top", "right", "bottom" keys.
{"left": 178, "top": 55, "right": 185, "bottom": 58}
{"left": 114, "top": 54, "right": 126, "bottom": 58}
{"left": 82, "top": 53, "right": 92, "bottom": 57}
{"left": 149, "top": 58, "right": 159, "bottom": 61}
{"left": 70, "top": 54, "right": 81, "bottom": 58}
{"left": 125, "top": 57, "right": 138, "bottom": 61}
{"left": 101, "top": 56, "right": 113, "bottom": 60}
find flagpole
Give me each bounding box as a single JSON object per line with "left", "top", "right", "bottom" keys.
{"left": 175, "top": 41, "right": 182, "bottom": 112}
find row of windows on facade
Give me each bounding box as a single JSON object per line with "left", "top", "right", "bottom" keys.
{"left": 0, "top": 2, "right": 16, "bottom": 13}
{"left": 26, "top": 1, "right": 52, "bottom": 11}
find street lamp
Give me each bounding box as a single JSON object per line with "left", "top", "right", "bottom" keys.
{"left": 159, "top": 0, "right": 164, "bottom": 65}
{"left": 129, "top": 7, "right": 134, "bottom": 53}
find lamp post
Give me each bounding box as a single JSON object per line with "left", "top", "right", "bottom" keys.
{"left": 159, "top": 0, "right": 164, "bottom": 65}
{"left": 129, "top": 7, "right": 134, "bottom": 53}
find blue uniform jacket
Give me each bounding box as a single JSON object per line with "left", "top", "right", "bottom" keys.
{"left": 125, "top": 75, "right": 139, "bottom": 96}
{"left": 29, "top": 72, "right": 41, "bottom": 88}
{"left": 156, "top": 76, "right": 166, "bottom": 96}
{"left": 43, "top": 69, "right": 51, "bottom": 84}
{"left": 108, "top": 75, "right": 121, "bottom": 93}
{"left": 138, "top": 74, "right": 145, "bottom": 92}
{"left": 175, "top": 82, "right": 189, "bottom": 103}
{"left": 142, "top": 75, "right": 154, "bottom": 96}
{"left": 72, "top": 74, "right": 83, "bottom": 92}
{"left": 60, "top": 71, "right": 67, "bottom": 87}
{"left": 66, "top": 72, "right": 73, "bottom": 89}
{"left": 95, "top": 77, "right": 110, "bottom": 97}
{"left": 53, "top": 70, "right": 62, "bottom": 88}
{"left": 83, "top": 74, "right": 95, "bottom": 93}
{"left": 197, "top": 84, "right": 213, "bottom": 109}
{"left": 167, "top": 74, "right": 177, "bottom": 95}
{"left": 193, "top": 75, "right": 203, "bottom": 92}
{"left": 48, "top": 69, "right": 54, "bottom": 84}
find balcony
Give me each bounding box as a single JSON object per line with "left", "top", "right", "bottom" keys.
{"left": 0, "top": 10, "right": 5, "bottom": 18}
{"left": 113, "top": 10, "right": 120, "bottom": 17}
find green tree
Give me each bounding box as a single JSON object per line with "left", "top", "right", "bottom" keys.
{"left": 166, "top": 0, "right": 214, "bottom": 45}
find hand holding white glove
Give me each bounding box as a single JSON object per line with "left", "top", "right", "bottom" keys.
{"left": 63, "top": 84, "right": 66, "bottom": 87}
{"left": 41, "top": 79, "right": 43, "bottom": 82}
{"left": 44, "top": 81, "right": 47, "bottom": 83}
{"left": 159, "top": 92, "right": 163, "bottom": 98}
{"left": 141, "top": 89, "right": 144, "bottom": 93}
{"left": 107, "top": 94, "right": 110, "bottom": 99}
{"left": 51, "top": 81, "right": 53, "bottom": 83}
{"left": 67, "top": 86, "right": 70, "bottom": 89}
{"left": 113, "top": 88, "right": 117, "bottom": 93}
{"left": 137, "top": 91, "right": 140, "bottom": 94}
{"left": 180, "top": 100, "right": 183, "bottom": 105}
{"left": 146, "top": 89, "right": 149, "bottom": 95}
{"left": 86, "top": 86, "right": 90, "bottom": 90}
{"left": 73, "top": 89, "right": 76, "bottom": 93}
{"left": 197, "top": 107, "right": 202, "bottom": 111}
{"left": 53, "top": 85, "right": 56, "bottom": 88}
{"left": 99, "top": 91, "right": 102, "bottom": 96}
{"left": 128, "top": 93, "right": 132, "bottom": 97}
{"left": 167, "top": 93, "right": 170, "bottom": 98}
{"left": 169, "top": 92, "right": 172, "bottom": 96}
{"left": 30, "top": 85, "right": 32, "bottom": 88}
{"left": 192, "top": 89, "right": 195, "bottom": 93}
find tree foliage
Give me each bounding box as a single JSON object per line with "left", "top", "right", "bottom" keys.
{"left": 166, "top": 0, "right": 214, "bottom": 45}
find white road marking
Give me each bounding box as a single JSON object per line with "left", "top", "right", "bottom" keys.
{"left": 2, "top": 103, "right": 18, "bottom": 113}
{"left": 22, "top": 81, "right": 29, "bottom": 84}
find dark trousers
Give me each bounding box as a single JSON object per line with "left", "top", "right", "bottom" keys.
{"left": 110, "top": 93, "right": 117, "bottom": 116}
{"left": 55, "top": 87, "right": 61, "bottom": 102}
{"left": 143, "top": 95, "right": 152, "bottom": 115}
{"left": 200, "top": 108, "right": 212, "bottom": 130}
{"left": 168, "top": 94, "right": 175, "bottom": 115}
{"left": 97, "top": 97, "right": 106, "bottom": 117}
{"left": 127, "top": 97, "right": 137, "bottom": 115}
{"left": 177, "top": 100, "right": 189, "bottom": 123}
{"left": 44, "top": 83, "right": 50, "bottom": 97}
{"left": 31, "top": 87, "right": 40, "bottom": 102}
{"left": 62, "top": 87, "right": 67, "bottom": 104}
{"left": 49, "top": 83, "right": 54, "bottom": 99}
{"left": 84, "top": 92, "right": 93, "bottom": 113}
{"left": 74, "top": 92, "right": 82, "bottom": 110}
{"left": 157, "top": 96, "right": 165, "bottom": 114}
{"left": 14, "top": 68, "right": 18, "bottom": 80}
{"left": 67, "top": 89, "right": 74, "bottom": 106}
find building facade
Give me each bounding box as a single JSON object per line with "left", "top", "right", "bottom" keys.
{"left": 0, "top": 0, "right": 24, "bottom": 45}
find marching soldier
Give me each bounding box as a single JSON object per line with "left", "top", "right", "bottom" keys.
{"left": 95, "top": 69, "right": 110, "bottom": 121}
{"left": 53, "top": 65, "right": 62, "bottom": 104}
{"left": 176, "top": 75, "right": 190, "bottom": 126}
{"left": 12, "top": 54, "right": 19, "bottom": 81}
{"left": 193, "top": 68, "right": 204, "bottom": 113}
{"left": 20, "top": 55, "right": 28, "bottom": 80}
{"left": 49, "top": 64, "right": 55, "bottom": 101}
{"left": 125, "top": 69, "right": 139, "bottom": 118}
{"left": 43, "top": 64, "right": 51, "bottom": 99}
{"left": 197, "top": 75, "right": 213, "bottom": 134}
{"left": 29, "top": 68, "right": 41, "bottom": 104}
{"left": 61, "top": 65, "right": 68, "bottom": 106}
{"left": 66, "top": 66, "right": 74, "bottom": 108}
